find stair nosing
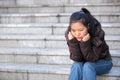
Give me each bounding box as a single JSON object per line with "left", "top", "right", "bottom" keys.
{"left": 65, "top": 3, "right": 120, "bottom": 6}
{"left": 0, "top": 47, "right": 119, "bottom": 57}
{"left": 0, "top": 34, "right": 119, "bottom": 41}
{"left": 0, "top": 63, "right": 119, "bottom": 76}
{"left": 0, "top": 13, "right": 120, "bottom": 17}
{"left": 0, "top": 3, "right": 120, "bottom": 8}
{"left": 0, "top": 23, "right": 119, "bottom": 28}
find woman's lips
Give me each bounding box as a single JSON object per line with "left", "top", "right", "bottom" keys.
{"left": 76, "top": 37, "right": 82, "bottom": 41}
{"left": 76, "top": 35, "right": 82, "bottom": 39}
{"left": 77, "top": 37, "right": 81, "bottom": 39}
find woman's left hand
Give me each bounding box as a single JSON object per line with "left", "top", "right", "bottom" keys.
{"left": 82, "top": 33, "right": 90, "bottom": 42}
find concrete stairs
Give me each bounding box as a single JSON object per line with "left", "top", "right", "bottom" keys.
{"left": 0, "top": 48, "right": 120, "bottom": 66}
{"left": 0, "top": 34, "right": 119, "bottom": 49}
{"left": 0, "top": 48, "right": 120, "bottom": 80}
{"left": 0, "top": 13, "right": 119, "bottom": 23}
{"left": 0, "top": 0, "right": 120, "bottom": 80}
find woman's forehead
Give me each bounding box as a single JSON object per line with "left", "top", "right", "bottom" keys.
{"left": 71, "top": 22, "right": 86, "bottom": 29}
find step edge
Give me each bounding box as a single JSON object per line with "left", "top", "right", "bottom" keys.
{"left": 0, "top": 63, "right": 119, "bottom": 76}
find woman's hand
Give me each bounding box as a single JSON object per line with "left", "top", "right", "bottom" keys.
{"left": 68, "top": 32, "right": 74, "bottom": 40}
{"left": 82, "top": 33, "right": 90, "bottom": 42}
{"left": 68, "top": 32, "right": 90, "bottom": 42}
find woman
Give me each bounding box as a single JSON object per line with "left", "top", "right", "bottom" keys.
{"left": 65, "top": 8, "right": 113, "bottom": 80}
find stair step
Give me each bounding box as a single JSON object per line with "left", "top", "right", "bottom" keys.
{"left": 0, "top": 3, "right": 120, "bottom": 13}
{"left": 0, "top": 13, "right": 119, "bottom": 23}
{"left": 0, "top": 0, "right": 120, "bottom": 6}
{"left": 0, "top": 0, "right": 119, "bottom": 80}
{"left": 0, "top": 0, "right": 68, "bottom": 6}
{"left": 69, "top": 0, "right": 120, "bottom": 4}
{"left": 0, "top": 0, "right": 15, "bottom": 6}
{"left": 59, "top": 13, "right": 120, "bottom": 23}
{"left": 0, "top": 23, "right": 119, "bottom": 35}
{"left": 0, "top": 47, "right": 119, "bottom": 66}
{"left": 0, "top": 34, "right": 119, "bottom": 49}
{"left": 65, "top": 3, "right": 120, "bottom": 13}
{"left": 0, "top": 23, "right": 120, "bottom": 28}
{"left": 0, "top": 63, "right": 119, "bottom": 80}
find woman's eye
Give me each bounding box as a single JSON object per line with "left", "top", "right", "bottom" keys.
{"left": 71, "top": 30, "right": 75, "bottom": 32}
{"left": 79, "top": 29, "right": 83, "bottom": 31}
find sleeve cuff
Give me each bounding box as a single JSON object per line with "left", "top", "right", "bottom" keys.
{"left": 69, "top": 38, "right": 78, "bottom": 43}
{"left": 67, "top": 38, "right": 79, "bottom": 47}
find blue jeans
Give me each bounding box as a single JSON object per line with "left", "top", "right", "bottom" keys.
{"left": 68, "top": 59, "right": 113, "bottom": 80}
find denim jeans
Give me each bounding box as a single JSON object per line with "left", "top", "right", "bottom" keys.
{"left": 68, "top": 59, "right": 113, "bottom": 80}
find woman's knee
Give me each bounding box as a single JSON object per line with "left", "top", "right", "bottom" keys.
{"left": 71, "top": 62, "right": 83, "bottom": 71}
{"left": 83, "top": 62, "right": 95, "bottom": 72}
{"left": 72, "top": 62, "right": 83, "bottom": 67}
{"left": 83, "top": 62, "right": 96, "bottom": 80}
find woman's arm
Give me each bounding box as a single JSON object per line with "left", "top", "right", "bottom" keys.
{"left": 79, "top": 30, "right": 108, "bottom": 61}
{"left": 79, "top": 39, "right": 100, "bottom": 61}
{"left": 65, "top": 30, "right": 84, "bottom": 61}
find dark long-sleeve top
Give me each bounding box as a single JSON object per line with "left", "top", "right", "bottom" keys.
{"left": 65, "top": 23, "right": 112, "bottom": 62}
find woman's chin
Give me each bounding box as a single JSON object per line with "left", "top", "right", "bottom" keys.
{"left": 77, "top": 38, "right": 81, "bottom": 41}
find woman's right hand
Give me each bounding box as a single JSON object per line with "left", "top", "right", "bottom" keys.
{"left": 68, "top": 32, "right": 74, "bottom": 40}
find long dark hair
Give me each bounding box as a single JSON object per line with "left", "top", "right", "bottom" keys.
{"left": 69, "top": 8, "right": 101, "bottom": 38}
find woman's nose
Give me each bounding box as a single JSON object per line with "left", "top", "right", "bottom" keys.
{"left": 75, "top": 31, "right": 80, "bottom": 36}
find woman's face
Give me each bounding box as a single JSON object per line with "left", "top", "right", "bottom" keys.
{"left": 71, "top": 22, "right": 88, "bottom": 41}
